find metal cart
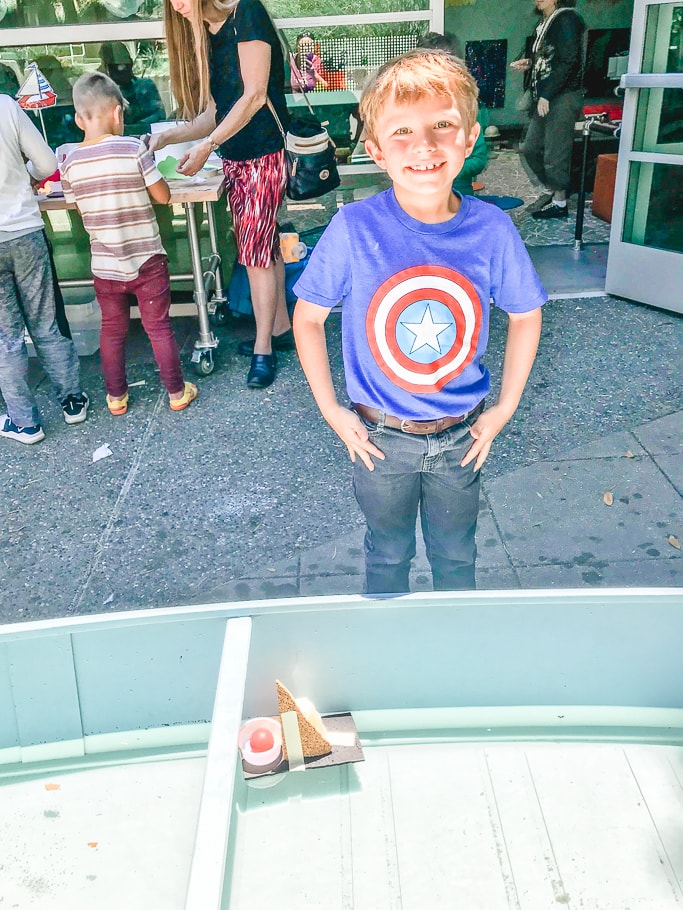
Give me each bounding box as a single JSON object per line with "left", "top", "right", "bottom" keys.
{"left": 38, "top": 171, "right": 228, "bottom": 377}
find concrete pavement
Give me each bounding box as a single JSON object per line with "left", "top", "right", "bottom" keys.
{"left": 0, "top": 293, "right": 680, "bottom": 622}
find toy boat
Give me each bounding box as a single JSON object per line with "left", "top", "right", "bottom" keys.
{"left": 1, "top": 588, "right": 681, "bottom": 908}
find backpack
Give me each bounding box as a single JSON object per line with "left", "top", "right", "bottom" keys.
{"left": 227, "top": 252, "right": 310, "bottom": 318}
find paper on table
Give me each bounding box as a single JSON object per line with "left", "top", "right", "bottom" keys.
{"left": 157, "top": 156, "right": 190, "bottom": 180}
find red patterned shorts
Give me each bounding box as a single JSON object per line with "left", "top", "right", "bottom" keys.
{"left": 221, "top": 149, "right": 287, "bottom": 269}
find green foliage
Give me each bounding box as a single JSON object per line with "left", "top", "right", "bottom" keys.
{"left": 271, "top": 0, "right": 428, "bottom": 15}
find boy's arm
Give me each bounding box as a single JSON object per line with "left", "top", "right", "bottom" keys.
{"left": 293, "top": 298, "right": 385, "bottom": 471}
{"left": 147, "top": 177, "right": 171, "bottom": 205}
{"left": 462, "top": 307, "right": 542, "bottom": 471}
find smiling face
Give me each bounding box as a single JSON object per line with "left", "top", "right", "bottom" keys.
{"left": 364, "top": 94, "right": 479, "bottom": 221}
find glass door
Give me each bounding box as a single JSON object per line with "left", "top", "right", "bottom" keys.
{"left": 605, "top": 0, "right": 683, "bottom": 312}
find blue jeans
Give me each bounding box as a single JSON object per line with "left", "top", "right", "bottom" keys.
{"left": 352, "top": 408, "right": 482, "bottom": 595}
{"left": 0, "top": 230, "right": 81, "bottom": 427}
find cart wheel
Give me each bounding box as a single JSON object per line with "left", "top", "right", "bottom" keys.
{"left": 210, "top": 302, "right": 229, "bottom": 327}
{"left": 195, "top": 351, "right": 214, "bottom": 376}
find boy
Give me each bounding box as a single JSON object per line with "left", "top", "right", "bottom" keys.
{"left": 293, "top": 50, "right": 545, "bottom": 594}
{"left": 0, "top": 94, "right": 88, "bottom": 445}
{"left": 61, "top": 72, "right": 197, "bottom": 416}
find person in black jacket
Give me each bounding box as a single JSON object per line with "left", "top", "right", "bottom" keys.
{"left": 511, "top": 0, "right": 585, "bottom": 218}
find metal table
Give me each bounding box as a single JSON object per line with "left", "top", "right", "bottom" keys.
{"left": 38, "top": 171, "right": 228, "bottom": 376}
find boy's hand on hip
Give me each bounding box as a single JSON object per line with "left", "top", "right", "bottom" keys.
{"left": 461, "top": 404, "right": 511, "bottom": 472}
{"left": 326, "top": 405, "right": 385, "bottom": 471}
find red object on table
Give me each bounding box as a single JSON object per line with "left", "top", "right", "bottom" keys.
{"left": 583, "top": 103, "right": 623, "bottom": 122}
{"left": 37, "top": 168, "right": 61, "bottom": 191}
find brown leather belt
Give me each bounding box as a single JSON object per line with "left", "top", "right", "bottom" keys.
{"left": 353, "top": 401, "right": 484, "bottom": 435}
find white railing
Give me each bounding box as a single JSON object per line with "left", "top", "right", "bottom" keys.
{"left": 0, "top": 4, "right": 443, "bottom": 48}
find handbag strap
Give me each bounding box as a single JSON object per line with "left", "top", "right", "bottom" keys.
{"left": 266, "top": 97, "right": 287, "bottom": 142}
{"left": 267, "top": 29, "right": 336, "bottom": 150}
{"left": 289, "top": 54, "right": 306, "bottom": 93}
{"left": 532, "top": 7, "right": 572, "bottom": 55}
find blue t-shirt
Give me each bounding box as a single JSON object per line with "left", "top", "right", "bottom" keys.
{"left": 294, "top": 190, "right": 547, "bottom": 420}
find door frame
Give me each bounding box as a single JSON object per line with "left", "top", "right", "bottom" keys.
{"left": 605, "top": 0, "right": 683, "bottom": 312}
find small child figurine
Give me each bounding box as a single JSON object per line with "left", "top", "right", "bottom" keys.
{"left": 291, "top": 33, "right": 328, "bottom": 92}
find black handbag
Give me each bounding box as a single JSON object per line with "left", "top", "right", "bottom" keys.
{"left": 267, "top": 100, "right": 340, "bottom": 201}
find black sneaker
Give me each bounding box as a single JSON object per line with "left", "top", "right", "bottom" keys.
{"left": 237, "top": 329, "right": 295, "bottom": 357}
{"left": 525, "top": 192, "right": 553, "bottom": 215}
{"left": 532, "top": 202, "right": 569, "bottom": 220}
{"left": 61, "top": 392, "right": 89, "bottom": 425}
{"left": 0, "top": 415, "right": 45, "bottom": 445}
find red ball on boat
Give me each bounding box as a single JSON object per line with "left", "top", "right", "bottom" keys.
{"left": 250, "top": 727, "right": 275, "bottom": 753}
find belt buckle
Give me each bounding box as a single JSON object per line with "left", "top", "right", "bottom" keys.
{"left": 399, "top": 419, "right": 411, "bottom": 433}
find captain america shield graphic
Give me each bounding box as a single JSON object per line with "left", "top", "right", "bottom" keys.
{"left": 366, "top": 265, "right": 482, "bottom": 394}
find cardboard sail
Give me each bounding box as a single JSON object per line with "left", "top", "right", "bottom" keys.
{"left": 276, "top": 679, "right": 332, "bottom": 760}
{"left": 16, "top": 64, "right": 57, "bottom": 110}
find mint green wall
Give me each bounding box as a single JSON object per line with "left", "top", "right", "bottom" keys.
{"left": 445, "top": 0, "right": 635, "bottom": 125}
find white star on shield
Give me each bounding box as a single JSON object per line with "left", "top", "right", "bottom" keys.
{"left": 401, "top": 304, "right": 452, "bottom": 355}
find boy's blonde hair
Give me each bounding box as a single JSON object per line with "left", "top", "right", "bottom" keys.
{"left": 359, "top": 49, "right": 479, "bottom": 144}
{"left": 72, "top": 71, "right": 126, "bottom": 118}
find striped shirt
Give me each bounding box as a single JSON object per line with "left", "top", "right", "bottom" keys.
{"left": 61, "top": 136, "right": 165, "bottom": 281}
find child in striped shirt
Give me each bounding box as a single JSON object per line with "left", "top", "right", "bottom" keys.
{"left": 61, "top": 72, "right": 197, "bottom": 415}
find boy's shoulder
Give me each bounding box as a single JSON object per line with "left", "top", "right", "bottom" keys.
{"left": 65, "top": 135, "right": 144, "bottom": 166}
{"left": 343, "top": 187, "right": 392, "bottom": 214}
{"left": 459, "top": 193, "right": 512, "bottom": 225}
{"left": 338, "top": 189, "right": 512, "bottom": 235}
{"left": 332, "top": 187, "right": 395, "bottom": 229}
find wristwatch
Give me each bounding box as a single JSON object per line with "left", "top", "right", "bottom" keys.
{"left": 207, "top": 135, "right": 220, "bottom": 153}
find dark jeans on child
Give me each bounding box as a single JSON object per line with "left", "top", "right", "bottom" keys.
{"left": 93, "top": 254, "right": 183, "bottom": 398}
{"left": 352, "top": 408, "right": 482, "bottom": 595}
{"left": 0, "top": 229, "right": 81, "bottom": 427}
{"left": 523, "top": 90, "right": 583, "bottom": 192}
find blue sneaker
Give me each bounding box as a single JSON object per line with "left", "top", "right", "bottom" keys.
{"left": 0, "top": 415, "right": 45, "bottom": 445}
{"left": 61, "top": 392, "right": 89, "bottom": 425}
